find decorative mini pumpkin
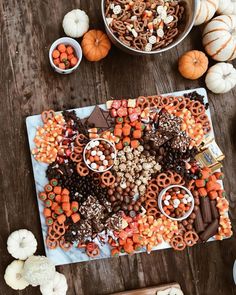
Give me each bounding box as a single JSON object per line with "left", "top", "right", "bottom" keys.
{"left": 217, "top": 0, "right": 236, "bottom": 15}
{"left": 40, "top": 272, "right": 68, "bottom": 295}
{"left": 194, "top": 0, "right": 219, "bottom": 26}
{"left": 81, "top": 30, "right": 111, "bottom": 62}
{"left": 178, "top": 50, "right": 209, "bottom": 80}
{"left": 157, "top": 288, "right": 184, "bottom": 295}
{"left": 203, "top": 15, "right": 236, "bottom": 61}
{"left": 62, "top": 9, "right": 89, "bottom": 38}
{"left": 205, "top": 62, "right": 236, "bottom": 93}
{"left": 23, "top": 255, "right": 56, "bottom": 286}
{"left": 4, "top": 260, "right": 29, "bottom": 290}
{"left": 7, "top": 229, "right": 37, "bottom": 260}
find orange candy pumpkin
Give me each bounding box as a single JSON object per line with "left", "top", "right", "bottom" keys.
{"left": 81, "top": 30, "right": 111, "bottom": 62}
{"left": 178, "top": 50, "right": 209, "bottom": 80}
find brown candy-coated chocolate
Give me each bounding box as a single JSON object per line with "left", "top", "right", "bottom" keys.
{"left": 194, "top": 208, "right": 205, "bottom": 233}
{"left": 200, "top": 197, "right": 212, "bottom": 224}
{"left": 200, "top": 219, "right": 219, "bottom": 242}
{"left": 210, "top": 200, "right": 220, "bottom": 220}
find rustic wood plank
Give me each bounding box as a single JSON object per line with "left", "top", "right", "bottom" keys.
{"left": 0, "top": 1, "right": 236, "bottom": 295}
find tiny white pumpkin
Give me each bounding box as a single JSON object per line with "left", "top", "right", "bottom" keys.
{"left": 205, "top": 62, "right": 236, "bottom": 93}
{"left": 157, "top": 287, "right": 184, "bottom": 295}
{"left": 217, "top": 0, "right": 236, "bottom": 15}
{"left": 203, "top": 15, "right": 236, "bottom": 61}
{"left": 40, "top": 272, "right": 68, "bottom": 295}
{"left": 23, "top": 255, "right": 56, "bottom": 286}
{"left": 63, "top": 9, "right": 89, "bottom": 38}
{"left": 7, "top": 229, "right": 37, "bottom": 260}
{"left": 4, "top": 260, "right": 29, "bottom": 290}
{"left": 194, "top": 0, "right": 219, "bottom": 26}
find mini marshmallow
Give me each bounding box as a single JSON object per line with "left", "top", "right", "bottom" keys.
{"left": 94, "top": 141, "right": 99, "bottom": 146}
{"left": 97, "top": 151, "right": 103, "bottom": 156}
{"left": 99, "top": 166, "right": 105, "bottom": 172}
{"left": 182, "top": 198, "right": 188, "bottom": 204}
{"left": 166, "top": 195, "right": 171, "bottom": 200}
{"left": 91, "top": 163, "right": 97, "bottom": 169}
{"left": 86, "top": 145, "right": 91, "bottom": 150}
{"left": 187, "top": 196, "right": 193, "bottom": 203}
{"left": 173, "top": 199, "right": 180, "bottom": 208}
{"left": 164, "top": 200, "right": 169, "bottom": 206}
{"left": 103, "top": 160, "right": 108, "bottom": 166}
{"left": 91, "top": 150, "right": 97, "bottom": 156}
{"left": 111, "top": 153, "right": 115, "bottom": 159}
{"left": 86, "top": 159, "right": 91, "bottom": 165}
{"left": 100, "top": 155, "right": 105, "bottom": 161}
{"left": 90, "top": 141, "right": 96, "bottom": 148}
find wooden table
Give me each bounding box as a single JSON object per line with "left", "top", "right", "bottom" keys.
{"left": 1, "top": 1, "right": 236, "bottom": 294}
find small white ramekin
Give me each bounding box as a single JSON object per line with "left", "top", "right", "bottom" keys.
{"left": 49, "top": 37, "right": 82, "bottom": 74}
{"left": 158, "top": 185, "right": 195, "bottom": 221}
{"left": 83, "top": 138, "right": 117, "bottom": 173}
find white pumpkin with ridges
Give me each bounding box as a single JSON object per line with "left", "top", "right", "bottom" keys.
{"left": 4, "top": 260, "right": 29, "bottom": 290}
{"left": 40, "top": 272, "right": 68, "bottom": 295}
{"left": 62, "top": 9, "right": 89, "bottom": 38}
{"left": 203, "top": 15, "right": 236, "bottom": 61}
{"left": 205, "top": 62, "right": 236, "bottom": 93}
{"left": 217, "top": 0, "right": 236, "bottom": 15}
{"left": 7, "top": 229, "right": 37, "bottom": 260}
{"left": 194, "top": 0, "right": 219, "bottom": 26}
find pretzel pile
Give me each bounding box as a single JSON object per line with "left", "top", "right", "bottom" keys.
{"left": 105, "top": 0, "right": 185, "bottom": 51}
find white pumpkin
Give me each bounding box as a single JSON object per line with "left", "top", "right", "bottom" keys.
{"left": 7, "top": 229, "right": 37, "bottom": 260}
{"left": 157, "top": 287, "right": 184, "bottom": 295}
{"left": 63, "top": 9, "right": 89, "bottom": 38}
{"left": 205, "top": 62, "right": 236, "bottom": 93}
{"left": 23, "top": 255, "right": 56, "bottom": 286}
{"left": 203, "top": 15, "right": 236, "bottom": 61}
{"left": 40, "top": 272, "right": 68, "bottom": 295}
{"left": 4, "top": 260, "right": 29, "bottom": 290}
{"left": 217, "top": 0, "right": 236, "bottom": 15}
{"left": 194, "top": 0, "right": 219, "bottom": 26}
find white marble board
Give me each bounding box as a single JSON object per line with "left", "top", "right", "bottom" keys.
{"left": 26, "top": 88, "right": 220, "bottom": 266}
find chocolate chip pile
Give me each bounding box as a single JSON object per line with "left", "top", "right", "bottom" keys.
{"left": 105, "top": 0, "right": 185, "bottom": 51}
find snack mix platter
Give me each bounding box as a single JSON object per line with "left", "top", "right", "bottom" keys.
{"left": 26, "top": 88, "right": 232, "bottom": 266}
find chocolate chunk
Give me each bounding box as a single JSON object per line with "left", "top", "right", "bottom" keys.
{"left": 200, "top": 197, "right": 212, "bottom": 224}
{"left": 171, "top": 132, "right": 191, "bottom": 153}
{"left": 210, "top": 200, "right": 220, "bottom": 220}
{"left": 79, "top": 195, "right": 105, "bottom": 220}
{"left": 200, "top": 219, "right": 219, "bottom": 242}
{"left": 64, "top": 220, "right": 92, "bottom": 243}
{"left": 85, "top": 106, "right": 109, "bottom": 129}
{"left": 158, "top": 110, "right": 182, "bottom": 135}
{"left": 194, "top": 208, "right": 205, "bottom": 233}
{"left": 145, "top": 130, "right": 173, "bottom": 149}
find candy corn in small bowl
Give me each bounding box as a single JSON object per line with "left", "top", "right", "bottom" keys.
{"left": 49, "top": 37, "right": 82, "bottom": 74}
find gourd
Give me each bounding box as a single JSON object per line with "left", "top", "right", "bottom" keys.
{"left": 40, "top": 272, "right": 68, "bottom": 295}
{"left": 194, "top": 0, "right": 219, "bottom": 26}
{"left": 4, "top": 260, "right": 29, "bottom": 290}
{"left": 62, "top": 9, "right": 89, "bottom": 38}
{"left": 205, "top": 62, "right": 236, "bottom": 93}
{"left": 7, "top": 229, "right": 37, "bottom": 260}
{"left": 217, "top": 0, "right": 236, "bottom": 15}
{"left": 178, "top": 50, "right": 209, "bottom": 80}
{"left": 81, "top": 30, "right": 111, "bottom": 62}
{"left": 203, "top": 15, "right": 236, "bottom": 61}
{"left": 157, "top": 287, "right": 184, "bottom": 295}
{"left": 23, "top": 255, "right": 56, "bottom": 286}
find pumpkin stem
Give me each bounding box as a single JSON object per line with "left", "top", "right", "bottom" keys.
{"left": 95, "top": 39, "right": 99, "bottom": 46}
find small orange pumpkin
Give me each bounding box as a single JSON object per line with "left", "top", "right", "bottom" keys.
{"left": 178, "top": 50, "right": 209, "bottom": 80}
{"left": 81, "top": 30, "right": 111, "bottom": 62}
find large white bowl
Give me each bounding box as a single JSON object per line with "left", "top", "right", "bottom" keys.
{"left": 49, "top": 37, "right": 82, "bottom": 74}
{"left": 158, "top": 185, "right": 195, "bottom": 221}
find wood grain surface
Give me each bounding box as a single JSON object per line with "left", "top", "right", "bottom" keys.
{"left": 0, "top": 1, "right": 236, "bottom": 295}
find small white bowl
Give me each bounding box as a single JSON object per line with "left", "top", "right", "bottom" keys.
{"left": 83, "top": 138, "right": 117, "bottom": 173}
{"left": 49, "top": 37, "right": 82, "bottom": 74}
{"left": 158, "top": 185, "right": 195, "bottom": 221}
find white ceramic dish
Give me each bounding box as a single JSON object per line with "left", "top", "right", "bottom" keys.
{"left": 83, "top": 138, "right": 117, "bottom": 173}
{"left": 49, "top": 37, "right": 82, "bottom": 74}
{"left": 158, "top": 185, "right": 194, "bottom": 221}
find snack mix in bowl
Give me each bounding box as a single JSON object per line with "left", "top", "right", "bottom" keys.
{"left": 104, "top": 0, "right": 185, "bottom": 52}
